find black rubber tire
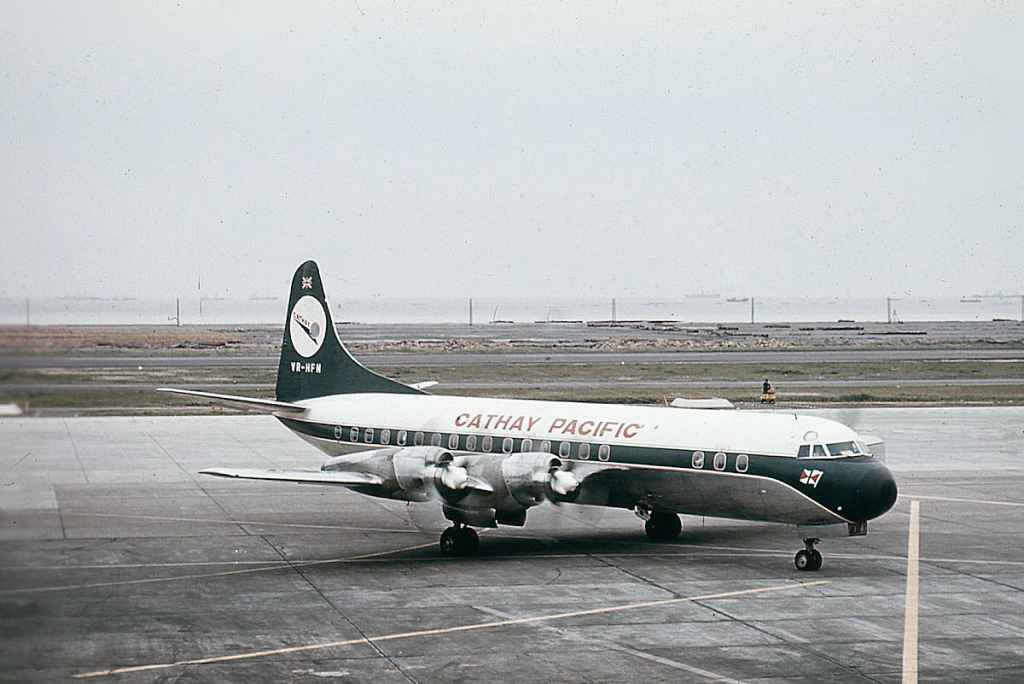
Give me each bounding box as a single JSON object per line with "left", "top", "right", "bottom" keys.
{"left": 644, "top": 512, "right": 682, "bottom": 541}
{"left": 458, "top": 527, "right": 480, "bottom": 555}
{"left": 440, "top": 527, "right": 459, "bottom": 556}
{"left": 810, "top": 549, "right": 823, "bottom": 571}
{"left": 794, "top": 549, "right": 812, "bottom": 571}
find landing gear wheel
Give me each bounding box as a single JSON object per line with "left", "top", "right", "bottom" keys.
{"left": 440, "top": 525, "right": 479, "bottom": 557}
{"left": 644, "top": 512, "right": 682, "bottom": 541}
{"left": 794, "top": 538, "right": 822, "bottom": 571}
{"left": 794, "top": 549, "right": 813, "bottom": 571}
{"left": 458, "top": 526, "right": 480, "bottom": 555}
{"left": 440, "top": 527, "right": 459, "bottom": 556}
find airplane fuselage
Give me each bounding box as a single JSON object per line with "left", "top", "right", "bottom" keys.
{"left": 278, "top": 393, "right": 897, "bottom": 528}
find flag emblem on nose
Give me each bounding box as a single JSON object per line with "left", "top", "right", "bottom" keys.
{"left": 799, "top": 469, "right": 823, "bottom": 487}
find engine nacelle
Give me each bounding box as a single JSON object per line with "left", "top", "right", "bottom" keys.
{"left": 500, "top": 452, "right": 565, "bottom": 508}
{"left": 392, "top": 446, "right": 452, "bottom": 500}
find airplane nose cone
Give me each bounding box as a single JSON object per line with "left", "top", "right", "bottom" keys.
{"left": 851, "top": 464, "right": 898, "bottom": 521}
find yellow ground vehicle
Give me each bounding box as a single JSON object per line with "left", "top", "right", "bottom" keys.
{"left": 760, "top": 388, "right": 777, "bottom": 404}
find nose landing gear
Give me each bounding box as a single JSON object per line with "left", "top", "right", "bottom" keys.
{"left": 794, "top": 537, "right": 823, "bottom": 571}
{"left": 439, "top": 523, "right": 480, "bottom": 557}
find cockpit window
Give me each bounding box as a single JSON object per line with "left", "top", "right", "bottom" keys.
{"left": 797, "top": 445, "right": 810, "bottom": 459}
{"left": 812, "top": 444, "right": 827, "bottom": 458}
{"left": 827, "top": 441, "right": 861, "bottom": 457}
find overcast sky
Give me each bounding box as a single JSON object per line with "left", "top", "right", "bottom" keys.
{"left": 2, "top": 2, "right": 1021, "bottom": 299}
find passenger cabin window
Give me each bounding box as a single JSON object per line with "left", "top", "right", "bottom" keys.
{"left": 349, "top": 427, "right": 359, "bottom": 442}
{"left": 448, "top": 434, "right": 459, "bottom": 449}
{"left": 797, "top": 445, "right": 810, "bottom": 459}
{"left": 713, "top": 451, "right": 727, "bottom": 471}
{"left": 431, "top": 433, "right": 442, "bottom": 447}
{"left": 540, "top": 440, "right": 552, "bottom": 453}
{"left": 502, "top": 437, "right": 513, "bottom": 454}
{"left": 559, "top": 441, "right": 571, "bottom": 458}
{"left": 598, "top": 444, "right": 611, "bottom": 461}
{"left": 692, "top": 450, "right": 705, "bottom": 468}
{"left": 579, "top": 443, "right": 590, "bottom": 460}
{"left": 466, "top": 435, "right": 477, "bottom": 451}
{"left": 482, "top": 435, "right": 493, "bottom": 452}
{"left": 364, "top": 428, "right": 374, "bottom": 444}
{"left": 736, "top": 454, "right": 749, "bottom": 473}
{"left": 813, "top": 444, "right": 827, "bottom": 458}
{"left": 414, "top": 431, "right": 424, "bottom": 446}
{"left": 521, "top": 438, "right": 533, "bottom": 452}
{"left": 397, "top": 430, "right": 407, "bottom": 446}
{"left": 380, "top": 429, "right": 390, "bottom": 445}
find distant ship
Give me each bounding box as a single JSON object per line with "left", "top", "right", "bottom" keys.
{"left": 725, "top": 297, "right": 749, "bottom": 303}
{"left": 960, "top": 297, "right": 982, "bottom": 304}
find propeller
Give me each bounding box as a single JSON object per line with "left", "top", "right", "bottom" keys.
{"left": 548, "top": 469, "right": 581, "bottom": 496}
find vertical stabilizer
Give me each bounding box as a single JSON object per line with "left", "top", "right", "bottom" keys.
{"left": 275, "top": 261, "right": 422, "bottom": 401}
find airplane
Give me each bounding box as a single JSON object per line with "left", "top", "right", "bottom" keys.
{"left": 160, "top": 260, "right": 898, "bottom": 571}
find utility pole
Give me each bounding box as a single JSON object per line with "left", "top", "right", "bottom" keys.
{"left": 171, "top": 297, "right": 181, "bottom": 327}
{"left": 469, "top": 298, "right": 473, "bottom": 326}
{"left": 1020, "top": 295, "right": 1023, "bottom": 323}
{"left": 750, "top": 297, "right": 755, "bottom": 324}
{"left": 886, "top": 297, "right": 892, "bottom": 324}
{"left": 25, "top": 298, "right": 30, "bottom": 327}
{"left": 611, "top": 297, "right": 617, "bottom": 323}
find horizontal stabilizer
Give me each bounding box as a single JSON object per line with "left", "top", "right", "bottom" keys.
{"left": 200, "top": 467, "right": 384, "bottom": 486}
{"left": 158, "top": 388, "right": 306, "bottom": 413}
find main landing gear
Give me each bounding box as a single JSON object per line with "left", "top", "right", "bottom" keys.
{"left": 643, "top": 511, "right": 683, "bottom": 541}
{"left": 794, "top": 538, "right": 823, "bottom": 571}
{"left": 439, "top": 523, "right": 480, "bottom": 557}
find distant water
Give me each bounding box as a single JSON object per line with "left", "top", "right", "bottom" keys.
{"left": 2, "top": 295, "right": 1021, "bottom": 326}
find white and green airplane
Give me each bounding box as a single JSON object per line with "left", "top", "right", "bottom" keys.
{"left": 161, "top": 261, "right": 898, "bottom": 570}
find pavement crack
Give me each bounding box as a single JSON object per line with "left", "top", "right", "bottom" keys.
{"left": 146, "top": 432, "right": 249, "bottom": 536}
{"left": 259, "top": 535, "right": 419, "bottom": 684}
{"left": 922, "top": 560, "right": 1024, "bottom": 593}
{"left": 689, "top": 594, "right": 887, "bottom": 684}
{"left": 5, "top": 451, "right": 32, "bottom": 472}
{"left": 62, "top": 420, "right": 89, "bottom": 483}
{"left": 588, "top": 551, "right": 681, "bottom": 598}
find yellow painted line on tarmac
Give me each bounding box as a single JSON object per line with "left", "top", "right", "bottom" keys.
{"left": 73, "top": 580, "right": 828, "bottom": 679}
{"left": 900, "top": 494, "right": 1024, "bottom": 508}
{"left": 902, "top": 499, "right": 920, "bottom": 684}
{"left": 474, "top": 604, "right": 745, "bottom": 683}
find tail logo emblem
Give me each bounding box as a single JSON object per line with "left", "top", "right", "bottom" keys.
{"left": 290, "top": 295, "right": 327, "bottom": 358}
{"left": 301, "top": 276, "right": 313, "bottom": 289}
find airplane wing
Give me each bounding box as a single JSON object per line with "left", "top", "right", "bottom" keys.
{"left": 157, "top": 388, "right": 306, "bottom": 414}
{"left": 200, "top": 467, "right": 384, "bottom": 486}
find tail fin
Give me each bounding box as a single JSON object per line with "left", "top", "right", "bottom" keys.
{"left": 275, "top": 261, "right": 422, "bottom": 401}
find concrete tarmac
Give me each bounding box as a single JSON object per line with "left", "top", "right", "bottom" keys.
{"left": 2, "top": 408, "right": 1024, "bottom": 682}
